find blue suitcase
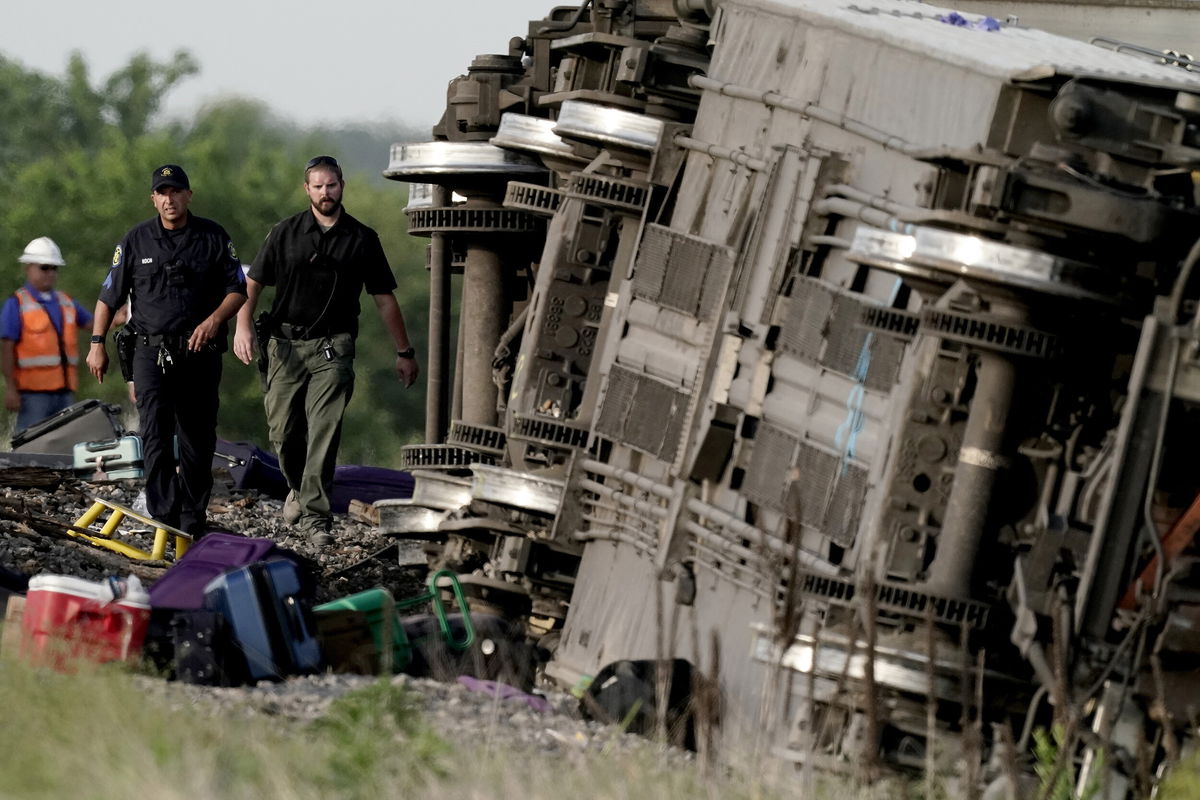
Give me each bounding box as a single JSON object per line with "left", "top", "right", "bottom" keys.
{"left": 202, "top": 560, "right": 321, "bottom": 682}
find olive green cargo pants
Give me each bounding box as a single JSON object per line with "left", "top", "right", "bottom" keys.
{"left": 264, "top": 334, "right": 355, "bottom": 535}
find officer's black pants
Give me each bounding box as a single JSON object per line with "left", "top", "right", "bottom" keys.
{"left": 132, "top": 344, "right": 222, "bottom": 535}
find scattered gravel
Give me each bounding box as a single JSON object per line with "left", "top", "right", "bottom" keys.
{"left": 0, "top": 471, "right": 428, "bottom": 601}
{"left": 403, "top": 673, "right": 689, "bottom": 758}
{"left": 0, "top": 467, "right": 668, "bottom": 761}
{"left": 135, "top": 671, "right": 678, "bottom": 760}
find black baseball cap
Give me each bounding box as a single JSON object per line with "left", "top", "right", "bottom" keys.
{"left": 151, "top": 164, "right": 190, "bottom": 192}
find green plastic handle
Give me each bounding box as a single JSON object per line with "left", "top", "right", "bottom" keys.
{"left": 427, "top": 569, "right": 475, "bottom": 651}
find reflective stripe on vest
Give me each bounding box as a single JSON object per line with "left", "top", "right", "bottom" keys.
{"left": 13, "top": 288, "right": 78, "bottom": 392}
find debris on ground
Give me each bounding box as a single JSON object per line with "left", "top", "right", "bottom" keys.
{"left": 0, "top": 469, "right": 654, "bottom": 757}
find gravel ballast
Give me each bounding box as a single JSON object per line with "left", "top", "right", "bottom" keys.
{"left": 0, "top": 470, "right": 676, "bottom": 761}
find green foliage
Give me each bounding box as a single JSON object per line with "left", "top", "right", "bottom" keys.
{"left": 0, "top": 49, "right": 196, "bottom": 164}
{"left": 1032, "top": 725, "right": 1102, "bottom": 800}
{"left": 1158, "top": 752, "right": 1200, "bottom": 798}
{"left": 0, "top": 50, "right": 430, "bottom": 465}
{"left": 312, "top": 680, "right": 451, "bottom": 793}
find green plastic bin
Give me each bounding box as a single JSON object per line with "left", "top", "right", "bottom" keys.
{"left": 314, "top": 569, "right": 475, "bottom": 674}
{"left": 315, "top": 587, "right": 411, "bottom": 672}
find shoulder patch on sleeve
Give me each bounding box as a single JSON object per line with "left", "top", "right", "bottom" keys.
{"left": 228, "top": 240, "right": 239, "bottom": 261}
{"left": 111, "top": 245, "right": 123, "bottom": 268}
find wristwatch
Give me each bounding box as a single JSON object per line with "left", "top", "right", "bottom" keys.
{"left": 396, "top": 347, "right": 416, "bottom": 359}
{"left": 90, "top": 335, "right": 105, "bottom": 344}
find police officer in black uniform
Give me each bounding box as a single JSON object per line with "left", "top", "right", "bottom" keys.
{"left": 86, "top": 164, "right": 246, "bottom": 536}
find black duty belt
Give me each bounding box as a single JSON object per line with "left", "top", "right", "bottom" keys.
{"left": 275, "top": 322, "right": 341, "bottom": 340}
{"left": 135, "top": 333, "right": 191, "bottom": 348}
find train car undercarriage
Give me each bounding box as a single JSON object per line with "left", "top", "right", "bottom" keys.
{"left": 381, "top": 1, "right": 1200, "bottom": 795}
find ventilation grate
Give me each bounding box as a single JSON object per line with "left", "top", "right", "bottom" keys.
{"left": 596, "top": 365, "right": 689, "bottom": 462}
{"left": 631, "top": 224, "right": 734, "bottom": 320}
{"left": 780, "top": 277, "right": 904, "bottom": 391}
{"left": 744, "top": 428, "right": 868, "bottom": 547}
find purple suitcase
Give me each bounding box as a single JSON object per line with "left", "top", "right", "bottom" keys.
{"left": 330, "top": 466, "right": 414, "bottom": 513}
{"left": 213, "top": 440, "right": 288, "bottom": 500}
{"left": 148, "top": 533, "right": 279, "bottom": 610}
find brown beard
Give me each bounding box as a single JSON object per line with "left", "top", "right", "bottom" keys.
{"left": 312, "top": 197, "right": 342, "bottom": 216}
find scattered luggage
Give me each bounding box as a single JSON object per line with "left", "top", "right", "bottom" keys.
{"left": 213, "top": 440, "right": 289, "bottom": 500}
{"left": 313, "top": 569, "right": 474, "bottom": 675}
{"left": 148, "top": 532, "right": 287, "bottom": 611}
{"left": 72, "top": 435, "right": 144, "bottom": 480}
{"left": 144, "top": 536, "right": 316, "bottom": 683}
{"left": 313, "top": 608, "right": 382, "bottom": 674}
{"left": 581, "top": 659, "right": 700, "bottom": 751}
{"left": 171, "top": 609, "right": 244, "bottom": 686}
{"left": 314, "top": 587, "right": 410, "bottom": 672}
{"left": 11, "top": 399, "right": 124, "bottom": 454}
{"left": 202, "top": 560, "right": 321, "bottom": 682}
{"left": 213, "top": 439, "right": 413, "bottom": 512}
{"left": 329, "top": 466, "right": 413, "bottom": 513}
{"left": 20, "top": 574, "right": 150, "bottom": 669}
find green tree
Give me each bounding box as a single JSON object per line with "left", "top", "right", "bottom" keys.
{"left": 0, "top": 51, "right": 430, "bottom": 466}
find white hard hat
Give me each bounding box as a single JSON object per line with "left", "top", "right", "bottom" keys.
{"left": 18, "top": 236, "right": 66, "bottom": 267}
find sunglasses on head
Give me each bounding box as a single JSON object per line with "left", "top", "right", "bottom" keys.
{"left": 305, "top": 155, "right": 340, "bottom": 170}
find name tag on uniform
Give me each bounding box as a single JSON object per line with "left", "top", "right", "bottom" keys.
{"left": 141, "top": 258, "right": 154, "bottom": 264}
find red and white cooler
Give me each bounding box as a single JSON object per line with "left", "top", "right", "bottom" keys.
{"left": 21, "top": 574, "right": 151, "bottom": 668}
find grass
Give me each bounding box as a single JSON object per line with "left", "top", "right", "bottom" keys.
{"left": 0, "top": 655, "right": 403, "bottom": 800}
{"left": 1160, "top": 756, "right": 1200, "bottom": 800}
{"left": 24, "top": 625, "right": 1189, "bottom": 798}
{"left": 0, "top": 646, "right": 836, "bottom": 800}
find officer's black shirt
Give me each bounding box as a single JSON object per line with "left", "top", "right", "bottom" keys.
{"left": 249, "top": 208, "right": 397, "bottom": 339}
{"left": 100, "top": 214, "right": 246, "bottom": 336}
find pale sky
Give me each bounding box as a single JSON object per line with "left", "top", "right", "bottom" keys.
{"left": 1, "top": 0, "right": 561, "bottom": 130}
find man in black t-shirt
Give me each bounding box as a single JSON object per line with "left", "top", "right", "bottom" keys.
{"left": 88, "top": 164, "right": 246, "bottom": 536}
{"left": 234, "top": 156, "right": 418, "bottom": 544}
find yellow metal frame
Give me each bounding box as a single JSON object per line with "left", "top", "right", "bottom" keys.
{"left": 72, "top": 498, "right": 192, "bottom": 562}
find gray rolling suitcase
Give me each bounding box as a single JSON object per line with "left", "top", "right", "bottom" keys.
{"left": 11, "top": 399, "right": 124, "bottom": 454}
{"left": 73, "top": 435, "right": 144, "bottom": 480}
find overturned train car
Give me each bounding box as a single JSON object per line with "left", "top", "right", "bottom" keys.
{"left": 385, "top": 0, "right": 1200, "bottom": 793}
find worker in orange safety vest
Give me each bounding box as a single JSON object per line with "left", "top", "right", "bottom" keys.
{"left": 0, "top": 237, "right": 94, "bottom": 432}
